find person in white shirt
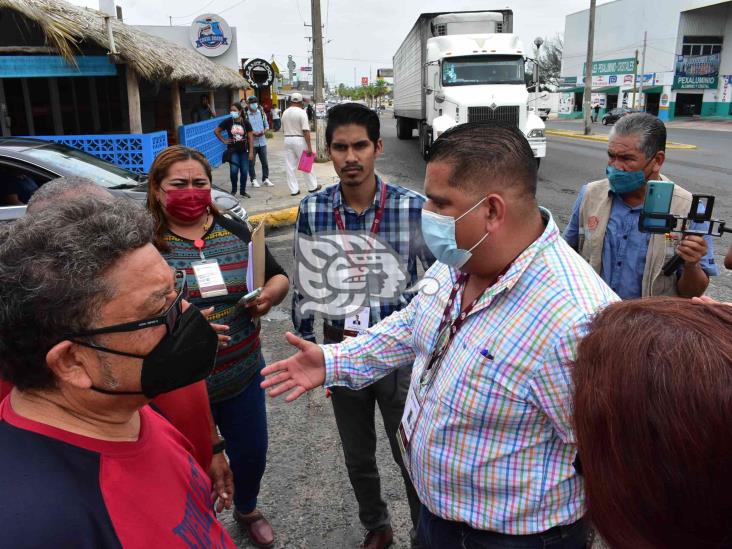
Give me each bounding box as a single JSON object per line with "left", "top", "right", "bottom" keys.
{"left": 271, "top": 106, "right": 281, "bottom": 132}
{"left": 281, "top": 93, "right": 321, "bottom": 196}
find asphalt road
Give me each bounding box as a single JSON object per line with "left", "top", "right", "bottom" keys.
{"left": 222, "top": 116, "right": 730, "bottom": 547}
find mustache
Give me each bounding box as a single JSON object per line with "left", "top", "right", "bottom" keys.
{"left": 342, "top": 164, "right": 363, "bottom": 171}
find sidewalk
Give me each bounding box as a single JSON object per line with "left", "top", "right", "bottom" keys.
{"left": 550, "top": 116, "right": 732, "bottom": 132}
{"left": 211, "top": 131, "right": 339, "bottom": 227}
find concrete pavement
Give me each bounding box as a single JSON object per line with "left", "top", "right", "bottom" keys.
{"left": 210, "top": 131, "right": 340, "bottom": 227}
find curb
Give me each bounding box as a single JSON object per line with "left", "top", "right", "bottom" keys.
{"left": 248, "top": 206, "right": 299, "bottom": 228}
{"left": 546, "top": 129, "right": 697, "bottom": 150}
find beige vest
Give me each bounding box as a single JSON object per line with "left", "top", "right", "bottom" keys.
{"left": 577, "top": 176, "right": 692, "bottom": 297}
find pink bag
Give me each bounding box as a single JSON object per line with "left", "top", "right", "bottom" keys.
{"left": 298, "top": 151, "right": 315, "bottom": 173}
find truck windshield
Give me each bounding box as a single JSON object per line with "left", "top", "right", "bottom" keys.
{"left": 442, "top": 55, "right": 524, "bottom": 86}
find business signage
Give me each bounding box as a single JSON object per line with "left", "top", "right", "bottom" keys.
{"left": 673, "top": 53, "right": 720, "bottom": 89}
{"left": 243, "top": 58, "right": 274, "bottom": 88}
{"left": 377, "top": 68, "right": 393, "bottom": 78}
{"left": 190, "top": 14, "right": 232, "bottom": 58}
{"left": 300, "top": 66, "right": 312, "bottom": 72}
{"left": 361, "top": 77, "right": 369, "bottom": 87}
{"left": 583, "top": 57, "right": 636, "bottom": 76}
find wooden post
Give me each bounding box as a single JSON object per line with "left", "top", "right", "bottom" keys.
{"left": 48, "top": 77, "right": 63, "bottom": 135}
{"left": 208, "top": 90, "right": 216, "bottom": 116}
{"left": 21, "top": 78, "right": 34, "bottom": 135}
{"left": 0, "top": 79, "right": 9, "bottom": 136}
{"left": 170, "top": 82, "right": 183, "bottom": 132}
{"left": 230, "top": 89, "right": 238, "bottom": 107}
{"left": 88, "top": 77, "right": 100, "bottom": 132}
{"left": 125, "top": 66, "right": 142, "bottom": 133}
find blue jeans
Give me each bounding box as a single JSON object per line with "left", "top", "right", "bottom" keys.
{"left": 248, "top": 145, "right": 269, "bottom": 181}
{"left": 417, "top": 505, "right": 588, "bottom": 549}
{"left": 210, "top": 371, "right": 268, "bottom": 514}
{"left": 229, "top": 150, "right": 249, "bottom": 194}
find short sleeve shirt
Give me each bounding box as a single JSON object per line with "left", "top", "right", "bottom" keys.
{"left": 281, "top": 107, "right": 310, "bottom": 136}
{"left": 218, "top": 117, "right": 252, "bottom": 153}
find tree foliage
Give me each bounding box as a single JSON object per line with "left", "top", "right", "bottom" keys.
{"left": 334, "top": 79, "right": 391, "bottom": 106}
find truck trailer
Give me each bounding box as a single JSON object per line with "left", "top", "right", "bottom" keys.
{"left": 393, "top": 10, "right": 547, "bottom": 164}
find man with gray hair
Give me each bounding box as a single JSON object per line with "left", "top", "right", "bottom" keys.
{"left": 564, "top": 112, "right": 716, "bottom": 298}
{"left": 25, "top": 175, "right": 112, "bottom": 213}
{"left": 0, "top": 197, "right": 236, "bottom": 547}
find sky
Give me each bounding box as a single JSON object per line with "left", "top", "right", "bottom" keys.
{"left": 68, "top": 0, "right": 611, "bottom": 86}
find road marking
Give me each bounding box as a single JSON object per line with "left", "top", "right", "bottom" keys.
{"left": 546, "top": 129, "right": 697, "bottom": 150}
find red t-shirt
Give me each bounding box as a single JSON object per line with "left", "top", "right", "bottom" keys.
{"left": 0, "top": 397, "right": 235, "bottom": 548}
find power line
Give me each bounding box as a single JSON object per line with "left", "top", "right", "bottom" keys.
{"left": 218, "top": 0, "right": 248, "bottom": 15}
{"left": 293, "top": 0, "right": 307, "bottom": 24}
{"left": 170, "top": 0, "right": 218, "bottom": 20}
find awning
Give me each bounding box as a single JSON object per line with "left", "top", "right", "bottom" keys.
{"left": 642, "top": 86, "right": 663, "bottom": 94}
{"left": 591, "top": 86, "right": 620, "bottom": 94}
{"left": 560, "top": 86, "right": 586, "bottom": 93}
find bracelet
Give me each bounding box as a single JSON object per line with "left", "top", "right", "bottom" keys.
{"left": 212, "top": 439, "right": 227, "bottom": 454}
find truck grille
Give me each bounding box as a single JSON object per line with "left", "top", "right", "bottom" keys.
{"left": 468, "top": 106, "right": 520, "bottom": 126}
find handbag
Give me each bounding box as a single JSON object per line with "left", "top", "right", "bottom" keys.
{"left": 222, "top": 149, "right": 231, "bottom": 164}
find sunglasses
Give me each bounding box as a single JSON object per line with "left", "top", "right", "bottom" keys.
{"left": 71, "top": 270, "right": 188, "bottom": 338}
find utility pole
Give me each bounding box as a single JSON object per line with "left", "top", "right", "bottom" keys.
{"left": 583, "top": 0, "right": 596, "bottom": 135}
{"left": 310, "top": 0, "right": 327, "bottom": 161}
{"left": 631, "top": 49, "right": 639, "bottom": 110}
{"left": 638, "top": 31, "right": 647, "bottom": 111}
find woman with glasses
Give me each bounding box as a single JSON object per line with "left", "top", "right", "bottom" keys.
{"left": 146, "top": 145, "right": 289, "bottom": 549}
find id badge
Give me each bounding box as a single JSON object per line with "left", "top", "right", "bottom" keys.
{"left": 344, "top": 306, "right": 370, "bottom": 334}
{"left": 397, "top": 384, "right": 421, "bottom": 454}
{"left": 192, "top": 260, "right": 229, "bottom": 298}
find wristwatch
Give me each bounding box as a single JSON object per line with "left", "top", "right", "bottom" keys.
{"left": 212, "top": 438, "right": 227, "bottom": 455}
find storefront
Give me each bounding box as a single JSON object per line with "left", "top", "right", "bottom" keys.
{"left": 560, "top": 0, "right": 732, "bottom": 121}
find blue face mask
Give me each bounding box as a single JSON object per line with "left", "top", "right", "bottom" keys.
{"left": 230, "top": 111, "right": 239, "bottom": 119}
{"left": 249, "top": 103, "right": 258, "bottom": 111}
{"left": 421, "top": 197, "right": 489, "bottom": 269}
{"left": 606, "top": 157, "right": 654, "bottom": 194}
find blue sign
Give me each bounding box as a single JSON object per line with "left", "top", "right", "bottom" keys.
{"left": 609, "top": 75, "right": 617, "bottom": 84}
{"left": 0, "top": 56, "right": 117, "bottom": 78}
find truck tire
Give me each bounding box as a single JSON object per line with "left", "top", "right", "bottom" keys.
{"left": 419, "top": 123, "right": 432, "bottom": 160}
{"left": 396, "top": 117, "right": 413, "bottom": 140}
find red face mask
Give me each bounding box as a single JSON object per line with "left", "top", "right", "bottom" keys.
{"left": 164, "top": 188, "right": 211, "bottom": 222}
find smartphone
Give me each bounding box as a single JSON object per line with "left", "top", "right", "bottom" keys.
{"left": 640, "top": 180, "right": 675, "bottom": 232}
{"left": 239, "top": 287, "right": 262, "bottom": 306}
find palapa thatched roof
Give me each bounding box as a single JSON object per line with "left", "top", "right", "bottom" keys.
{"left": 0, "top": 0, "right": 247, "bottom": 89}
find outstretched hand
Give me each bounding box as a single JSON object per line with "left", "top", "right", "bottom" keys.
{"left": 260, "top": 332, "right": 326, "bottom": 402}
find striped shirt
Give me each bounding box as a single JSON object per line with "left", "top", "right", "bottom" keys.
{"left": 292, "top": 178, "right": 434, "bottom": 340}
{"left": 322, "top": 210, "right": 619, "bottom": 534}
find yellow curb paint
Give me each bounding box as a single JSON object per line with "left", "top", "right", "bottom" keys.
{"left": 249, "top": 206, "right": 299, "bottom": 228}
{"left": 545, "top": 129, "right": 697, "bottom": 150}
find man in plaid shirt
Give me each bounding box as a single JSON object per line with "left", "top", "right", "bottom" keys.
{"left": 270, "top": 122, "right": 619, "bottom": 548}
{"left": 291, "top": 103, "right": 433, "bottom": 549}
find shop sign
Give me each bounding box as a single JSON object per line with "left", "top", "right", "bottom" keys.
{"left": 243, "top": 58, "right": 275, "bottom": 88}
{"left": 673, "top": 53, "right": 720, "bottom": 89}
{"left": 660, "top": 93, "right": 669, "bottom": 107}
{"left": 190, "top": 14, "right": 232, "bottom": 58}
{"left": 584, "top": 57, "right": 636, "bottom": 76}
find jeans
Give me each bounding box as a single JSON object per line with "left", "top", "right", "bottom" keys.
{"left": 273, "top": 119, "right": 281, "bottom": 131}
{"left": 248, "top": 145, "right": 269, "bottom": 181}
{"left": 229, "top": 150, "right": 249, "bottom": 194}
{"left": 210, "top": 370, "right": 268, "bottom": 514}
{"left": 417, "top": 505, "right": 588, "bottom": 549}
{"left": 326, "top": 343, "right": 421, "bottom": 532}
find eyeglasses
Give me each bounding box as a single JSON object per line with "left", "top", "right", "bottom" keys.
{"left": 71, "top": 270, "right": 188, "bottom": 339}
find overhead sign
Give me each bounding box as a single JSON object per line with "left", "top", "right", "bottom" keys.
{"left": 583, "top": 57, "right": 636, "bottom": 76}
{"left": 243, "top": 58, "right": 275, "bottom": 88}
{"left": 361, "top": 77, "right": 369, "bottom": 87}
{"left": 190, "top": 14, "right": 232, "bottom": 57}
{"left": 377, "top": 68, "right": 393, "bottom": 78}
{"left": 300, "top": 66, "right": 312, "bottom": 72}
{"left": 673, "top": 53, "right": 720, "bottom": 89}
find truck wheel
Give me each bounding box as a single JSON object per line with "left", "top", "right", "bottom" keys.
{"left": 396, "top": 117, "right": 413, "bottom": 140}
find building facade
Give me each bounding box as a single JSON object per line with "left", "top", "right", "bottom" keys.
{"left": 560, "top": 0, "right": 732, "bottom": 121}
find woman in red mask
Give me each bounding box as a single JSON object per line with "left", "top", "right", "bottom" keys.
{"left": 147, "top": 146, "right": 289, "bottom": 548}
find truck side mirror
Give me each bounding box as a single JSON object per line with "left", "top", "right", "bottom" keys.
{"left": 435, "top": 93, "right": 445, "bottom": 104}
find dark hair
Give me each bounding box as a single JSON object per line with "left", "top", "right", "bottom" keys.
{"left": 573, "top": 297, "right": 732, "bottom": 549}
{"left": 0, "top": 197, "right": 154, "bottom": 391}
{"left": 428, "top": 122, "right": 537, "bottom": 197}
{"left": 325, "top": 103, "right": 380, "bottom": 147}
{"left": 610, "top": 112, "right": 666, "bottom": 159}
{"left": 230, "top": 103, "right": 243, "bottom": 113}
{"left": 146, "top": 145, "right": 219, "bottom": 252}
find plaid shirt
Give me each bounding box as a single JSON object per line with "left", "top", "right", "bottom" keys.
{"left": 292, "top": 178, "right": 434, "bottom": 341}
{"left": 322, "top": 211, "right": 619, "bottom": 534}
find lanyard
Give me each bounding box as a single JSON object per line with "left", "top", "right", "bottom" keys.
{"left": 333, "top": 180, "right": 387, "bottom": 236}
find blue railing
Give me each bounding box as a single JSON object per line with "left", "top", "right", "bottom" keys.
{"left": 30, "top": 131, "right": 168, "bottom": 174}
{"left": 178, "top": 115, "right": 228, "bottom": 169}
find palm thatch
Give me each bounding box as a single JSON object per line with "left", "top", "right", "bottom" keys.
{"left": 0, "top": 0, "right": 247, "bottom": 88}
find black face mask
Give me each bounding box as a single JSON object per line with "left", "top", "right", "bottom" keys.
{"left": 73, "top": 305, "right": 218, "bottom": 398}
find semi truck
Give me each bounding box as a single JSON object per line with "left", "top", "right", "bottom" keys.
{"left": 393, "top": 10, "right": 547, "bottom": 164}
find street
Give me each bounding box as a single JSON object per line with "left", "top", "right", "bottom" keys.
{"left": 222, "top": 118, "right": 732, "bottom": 548}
